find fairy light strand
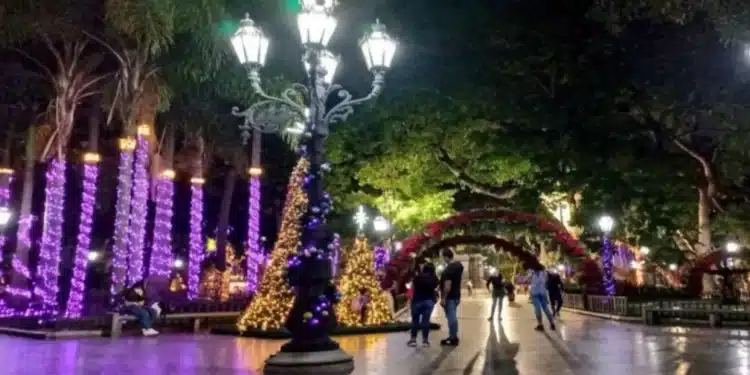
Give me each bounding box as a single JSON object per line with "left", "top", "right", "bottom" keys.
{"left": 65, "top": 158, "right": 99, "bottom": 317}
{"left": 246, "top": 175, "right": 262, "bottom": 293}
{"left": 188, "top": 179, "right": 204, "bottom": 299}
{"left": 37, "top": 158, "right": 66, "bottom": 313}
{"left": 149, "top": 172, "right": 174, "bottom": 277}
{"left": 110, "top": 143, "right": 135, "bottom": 295}
{"left": 127, "top": 135, "right": 150, "bottom": 282}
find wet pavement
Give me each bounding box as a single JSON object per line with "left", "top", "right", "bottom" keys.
{"left": 0, "top": 293, "right": 748, "bottom": 374}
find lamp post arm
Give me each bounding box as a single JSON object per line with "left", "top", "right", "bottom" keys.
{"left": 322, "top": 71, "right": 385, "bottom": 126}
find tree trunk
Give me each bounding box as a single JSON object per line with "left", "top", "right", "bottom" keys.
{"left": 697, "top": 185, "right": 715, "bottom": 295}
{"left": 10, "top": 126, "right": 36, "bottom": 294}
{"left": 215, "top": 168, "right": 237, "bottom": 271}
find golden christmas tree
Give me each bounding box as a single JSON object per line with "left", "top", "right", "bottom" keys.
{"left": 236, "top": 158, "right": 309, "bottom": 331}
{"left": 336, "top": 236, "right": 394, "bottom": 327}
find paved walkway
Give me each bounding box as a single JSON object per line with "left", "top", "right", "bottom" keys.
{"left": 0, "top": 293, "right": 749, "bottom": 374}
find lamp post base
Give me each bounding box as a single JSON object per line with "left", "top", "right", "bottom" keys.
{"left": 263, "top": 348, "right": 354, "bottom": 375}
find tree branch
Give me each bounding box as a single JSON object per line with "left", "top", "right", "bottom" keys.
{"left": 436, "top": 146, "right": 517, "bottom": 201}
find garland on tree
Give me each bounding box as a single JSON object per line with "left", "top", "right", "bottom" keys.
{"left": 236, "top": 158, "right": 309, "bottom": 331}
{"left": 336, "top": 236, "right": 393, "bottom": 327}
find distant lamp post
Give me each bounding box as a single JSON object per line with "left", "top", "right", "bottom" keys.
{"left": 598, "top": 215, "right": 615, "bottom": 296}
{"left": 87, "top": 251, "right": 100, "bottom": 262}
{"left": 726, "top": 241, "right": 741, "bottom": 254}
{"left": 668, "top": 263, "right": 678, "bottom": 271}
{"left": 640, "top": 246, "right": 650, "bottom": 256}
{"left": 373, "top": 216, "right": 390, "bottom": 232}
{"left": 173, "top": 259, "right": 185, "bottom": 269}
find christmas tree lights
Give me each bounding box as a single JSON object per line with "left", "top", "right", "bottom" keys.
{"left": 110, "top": 137, "right": 136, "bottom": 295}
{"left": 127, "top": 127, "right": 150, "bottom": 282}
{"left": 148, "top": 170, "right": 175, "bottom": 277}
{"left": 246, "top": 168, "right": 262, "bottom": 293}
{"left": 236, "top": 158, "right": 309, "bottom": 331}
{"left": 188, "top": 177, "right": 204, "bottom": 299}
{"left": 37, "top": 158, "right": 66, "bottom": 312}
{"left": 601, "top": 237, "right": 615, "bottom": 296}
{"left": 336, "top": 237, "right": 393, "bottom": 326}
{"left": 65, "top": 153, "right": 100, "bottom": 317}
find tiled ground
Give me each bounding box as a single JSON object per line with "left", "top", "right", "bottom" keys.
{"left": 0, "top": 293, "right": 749, "bottom": 374}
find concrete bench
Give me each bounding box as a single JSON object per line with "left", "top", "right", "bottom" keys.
{"left": 642, "top": 305, "right": 750, "bottom": 327}
{"left": 109, "top": 311, "right": 241, "bottom": 338}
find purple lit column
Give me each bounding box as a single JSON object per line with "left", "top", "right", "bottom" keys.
{"left": 0, "top": 168, "right": 14, "bottom": 254}
{"left": 601, "top": 237, "right": 615, "bottom": 296}
{"left": 148, "top": 170, "right": 174, "bottom": 277}
{"left": 37, "top": 158, "right": 66, "bottom": 313}
{"left": 246, "top": 167, "right": 262, "bottom": 293}
{"left": 127, "top": 127, "right": 150, "bottom": 283}
{"left": 374, "top": 243, "right": 389, "bottom": 272}
{"left": 64, "top": 153, "right": 100, "bottom": 317}
{"left": 188, "top": 177, "right": 205, "bottom": 299}
{"left": 110, "top": 138, "right": 136, "bottom": 295}
{"left": 330, "top": 233, "right": 341, "bottom": 277}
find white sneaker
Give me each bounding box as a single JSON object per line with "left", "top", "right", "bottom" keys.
{"left": 150, "top": 303, "right": 162, "bottom": 317}
{"left": 142, "top": 328, "right": 160, "bottom": 336}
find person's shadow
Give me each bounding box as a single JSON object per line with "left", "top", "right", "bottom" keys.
{"left": 481, "top": 322, "right": 520, "bottom": 375}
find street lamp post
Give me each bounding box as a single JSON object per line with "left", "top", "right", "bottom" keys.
{"left": 230, "top": 2, "right": 396, "bottom": 372}
{"left": 597, "top": 215, "right": 615, "bottom": 296}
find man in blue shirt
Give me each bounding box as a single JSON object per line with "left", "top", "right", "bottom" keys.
{"left": 439, "top": 248, "right": 463, "bottom": 346}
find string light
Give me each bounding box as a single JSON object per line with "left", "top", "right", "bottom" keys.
{"left": 331, "top": 233, "right": 341, "bottom": 277}
{"left": 37, "top": 158, "right": 66, "bottom": 313}
{"left": 65, "top": 154, "right": 100, "bottom": 317}
{"left": 374, "top": 243, "right": 389, "bottom": 271}
{"left": 246, "top": 173, "right": 262, "bottom": 293}
{"left": 601, "top": 237, "right": 615, "bottom": 296}
{"left": 110, "top": 139, "right": 135, "bottom": 295}
{"left": 188, "top": 177, "right": 204, "bottom": 299}
{"left": 149, "top": 170, "right": 174, "bottom": 277}
{"left": 127, "top": 134, "right": 150, "bottom": 282}
{"left": 237, "top": 158, "right": 309, "bottom": 331}
{"left": 0, "top": 168, "right": 13, "bottom": 267}
{"left": 335, "top": 237, "right": 393, "bottom": 326}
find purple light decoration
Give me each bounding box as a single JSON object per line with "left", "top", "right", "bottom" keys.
{"left": 148, "top": 171, "right": 174, "bottom": 277}
{"left": 0, "top": 169, "right": 13, "bottom": 254}
{"left": 601, "top": 236, "right": 615, "bottom": 296}
{"left": 37, "top": 158, "right": 66, "bottom": 312}
{"left": 16, "top": 214, "right": 34, "bottom": 250}
{"left": 245, "top": 174, "right": 262, "bottom": 292}
{"left": 374, "top": 243, "right": 389, "bottom": 271}
{"left": 110, "top": 139, "right": 135, "bottom": 295}
{"left": 188, "top": 178, "right": 204, "bottom": 299}
{"left": 330, "top": 233, "right": 341, "bottom": 277}
{"left": 64, "top": 155, "right": 99, "bottom": 317}
{"left": 127, "top": 134, "right": 150, "bottom": 282}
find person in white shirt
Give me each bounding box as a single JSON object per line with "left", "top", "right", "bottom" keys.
{"left": 526, "top": 264, "right": 555, "bottom": 331}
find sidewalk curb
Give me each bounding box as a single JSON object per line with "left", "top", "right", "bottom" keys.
{"left": 562, "top": 307, "right": 642, "bottom": 323}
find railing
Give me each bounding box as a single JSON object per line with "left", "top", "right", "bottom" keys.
{"left": 562, "top": 293, "right": 585, "bottom": 310}
{"left": 586, "top": 295, "right": 630, "bottom": 315}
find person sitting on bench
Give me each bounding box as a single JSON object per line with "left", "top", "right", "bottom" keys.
{"left": 122, "top": 280, "right": 162, "bottom": 336}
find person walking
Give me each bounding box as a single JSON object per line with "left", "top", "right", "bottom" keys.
{"left": 439, "top": 248, "right": 464, "bottom": 346}
{"left": 547, "top": 271, "right": 564, "bottom": 317}
{"left": 408, "top": 262, "right": 439, "bottom": 347}
{"left": 526, "top": 264, "right": 555, "bottom": 331}
{"left": 486, "top": 272, "right": 505, "bottom": 321}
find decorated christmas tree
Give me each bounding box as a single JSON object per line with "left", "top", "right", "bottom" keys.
{"left": 336, "top": 236, "right": 394, "bottom": 327}
{"left": 236, "top": 158, "right": 309, "bottom": 331}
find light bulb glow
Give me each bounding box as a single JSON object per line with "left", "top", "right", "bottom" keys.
{"left": 65, "top": 161, "right": 99, "bottom": 318}
{"left": 726, "top": 242, "right": 741, "bottom": 253}
{"left": 668, "top": 263, "right": 678, "bottom": 271}
{"left": 188, "top": 181, "right": 204, "bottom": 299}
{"left": 149, "top": 173, "right": 174, "bottom": 277}
{"left": 598, "top": 215, "right": 614, "bottom": 233}
{"left": 373, "top": 216, "right": 390, "bottom": 232}
{"left": 640, "top": 246, "right": 650, "bottom": 255}
{"left": 110, "top": 150, "right": 134, "bottom": 295}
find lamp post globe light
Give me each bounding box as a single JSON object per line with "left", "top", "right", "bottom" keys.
{"left": 726, "top": 241, "right": 740, "bottom": 253}
{"left": 230, "top": 2, "right": 397, "bottom": 373}
{"left": 597, "top": 215, "right": 616, "bottom": 296}
{"left": 373, "top": 216, "right": 389, "bottom": 232}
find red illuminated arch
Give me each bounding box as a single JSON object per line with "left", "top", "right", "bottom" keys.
{"left": 381, "top": 209, "right": 591, "bottom": 290}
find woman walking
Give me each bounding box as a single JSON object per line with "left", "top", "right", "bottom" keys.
{"left": 408, "top": 262, "right": 439, "bottom": 347}
{"left": 526, "top": 264, "right": 556, "bottom": 331}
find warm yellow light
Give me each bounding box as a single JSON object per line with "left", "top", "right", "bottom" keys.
{"left": 236, "top": 158, "right": 310, "bottom": 331}
{"left": 137, "top": 124, "right": 151, "bottom": 136}
{"left": 82, "top": 152, "right": 101, "bottom": 164}
{"left": 335, "top": 236, "right": 394, "bottom": 327}
{"left": 160, "top": 169, "right": 176, "bottom": 179}
{"left": 190, "top": 177, "right": 205, "bottom": 185}
{"left": 0, "top": 168, "right": 13, "bottom": 175}
{"left": 248, "top": 167, "right": 263, "bottom": 176}
{"left": 118, "top": 137, "right": 137, "bottom": 151}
